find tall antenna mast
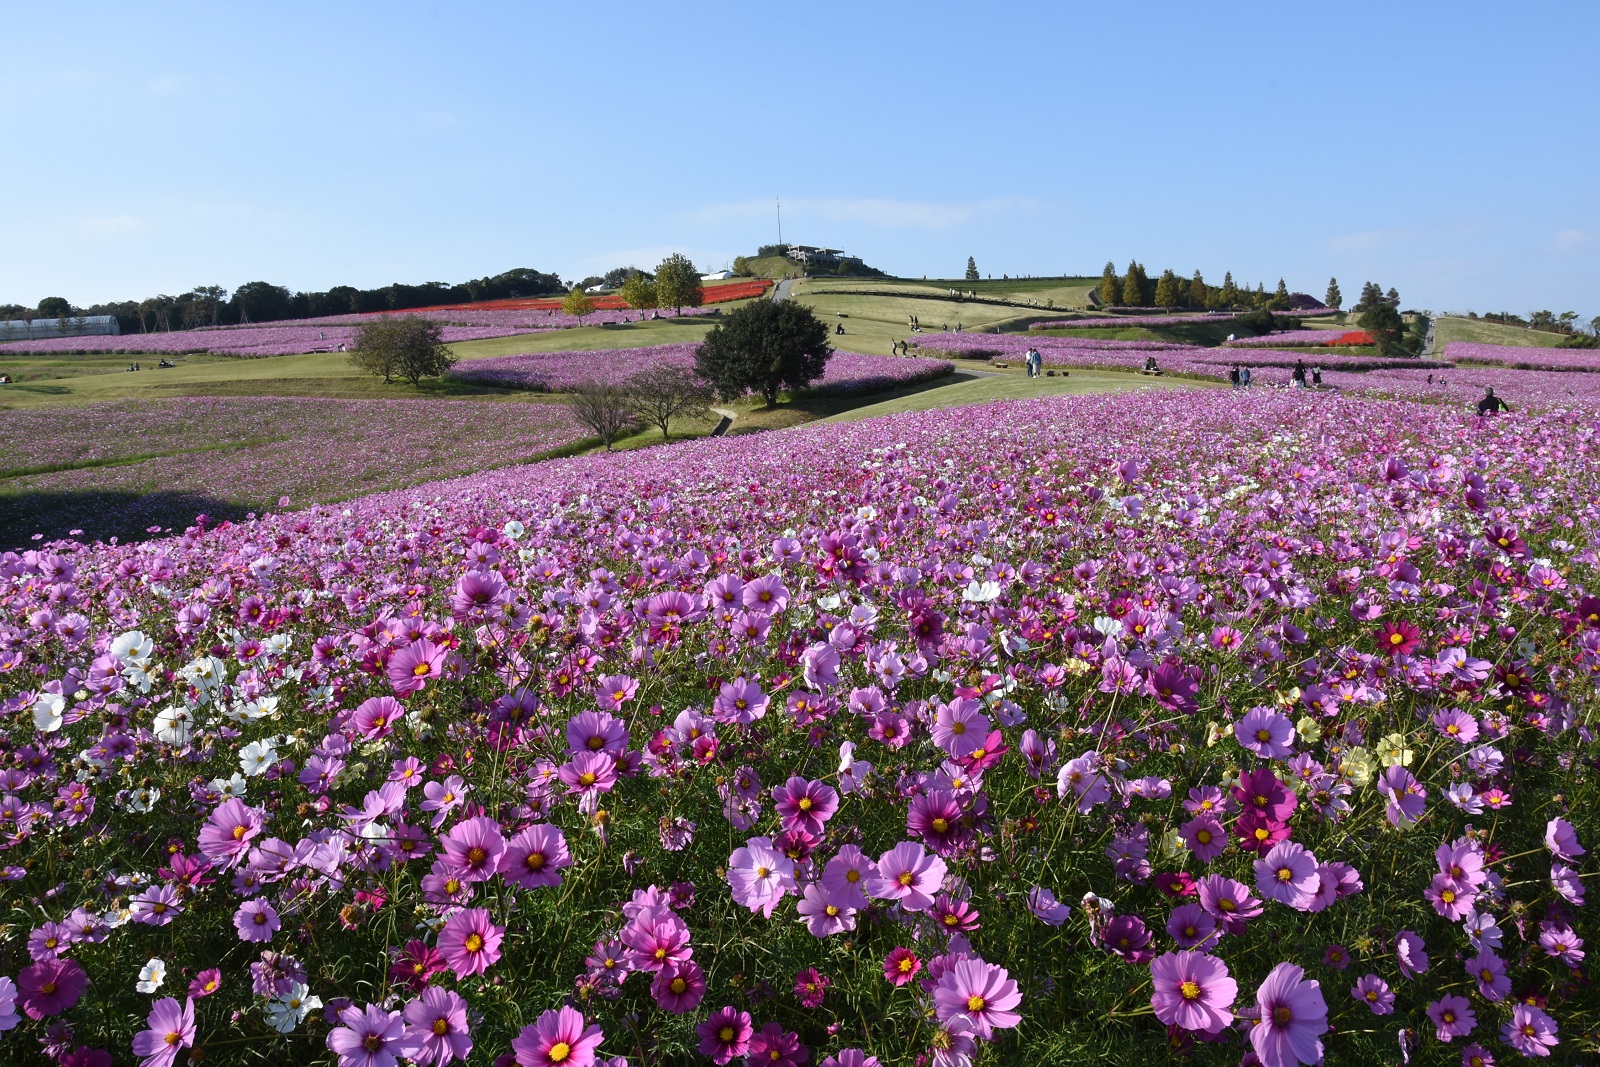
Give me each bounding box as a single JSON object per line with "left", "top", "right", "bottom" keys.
{"left": 776, "top": 196, "right": 783, "bottom": 247}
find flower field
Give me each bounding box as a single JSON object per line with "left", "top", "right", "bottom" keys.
{"left": 0, "top": 398, "right": 583, "bottom": 548}
{"left": 1030, "top": 313, "right": 1236, "bottom": 330}
{"left": 909, "top": 335, "right": 1446, "bottom": 378}
{"left": 1, "top": 387, "right": 1595, "bottom": 1065}
{"left": 1445, "top": 344, "right": 1600, "bottom": 374}
{"left": 0, "top": 325, "right": 533, "bottom": 358}
{"left": 447, "top": 346, "right": 955, "bottom": 396}
{"left": 1225, "top": 330, "right": 1373, "bottom": 348}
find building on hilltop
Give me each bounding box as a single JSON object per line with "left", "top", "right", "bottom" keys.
{"left": 0, "top": 314, "right": 121, "bottom": 341}
{"left": 784, "top": 245, "right": 858, "bottom": 267}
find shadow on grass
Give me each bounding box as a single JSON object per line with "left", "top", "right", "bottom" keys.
{"left": 1, "top": 489, "right": 250, "bottom": 550}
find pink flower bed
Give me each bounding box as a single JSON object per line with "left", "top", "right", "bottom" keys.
{"left": 1443, "top": 342, "right": 1600, "bottom": 373}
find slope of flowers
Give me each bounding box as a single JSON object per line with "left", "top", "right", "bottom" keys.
{"left": 0, "top": 398, "right": 583, "bottom": 547}
{"left": 1, "top": 390, "right": 1596, "bottom": 1065}
{"left": 1445, "top": 343, "right": 1600, "bottom": 373}
{"left": 1314, "top": 365, "right": 1600, "bottom": 408}
{"left": 1225, "top": 330, "right": 1372, "bottom": 348}
{"left": 447, "top": 345, "right": 954, "bottom": 395}
{"left": 1030, "top": 313, "right": 1235, "bottom": 329}
{"left": 0, "top": 325, "right": 532, "bottom": 358}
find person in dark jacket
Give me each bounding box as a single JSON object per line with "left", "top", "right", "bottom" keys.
{"left": 1476, "top": 386, "right": 1509, "bottom": 415}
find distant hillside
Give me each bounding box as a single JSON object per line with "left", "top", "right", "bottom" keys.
{"left": 735, "top": 253, "right": 888, "bottom": 281}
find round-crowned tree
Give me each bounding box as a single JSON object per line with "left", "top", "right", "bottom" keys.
{"left": 694, "top": 299, "right": 832, "bottom": 408}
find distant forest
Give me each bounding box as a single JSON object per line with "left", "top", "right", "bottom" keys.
{"left": 0, "top": 267, "right": 568, "bottom": 334}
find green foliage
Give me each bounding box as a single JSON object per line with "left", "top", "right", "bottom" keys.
{"left": 655, "top": 253, "right": 704, "bottom": 314}
{"left": 694, "top": 299, "right": 832, "bottom": 407}
{"left": 1098, "top": 262, "right": 1118, "bottom": 306}
{"left": 1121, "top": 261, "right": 1143, "bottom": 307}
{"left": 625, "top": 364, "right": 714, "bottom": 441}
{"left": 1325, "top": 277, "right": 1342, "bottom": 309}
{"left": 731, "top": 255, "right": 751, "bottom": 276}
{"left": 35, "top": 296, "right": 74, "bottom": 318}
{"left": 965, "top": 256, "right": 980, "bottom": 282}
{"left": 1358, "top": 304, "right": 1412, "bottom": 358}
{"left": 561, "top": 287, "right": 597, "bottom": 324}
{"left": 1189, "top": 270, "right": 1209, "bottom": 309}
{"left": 619, "top": 273, "right": 658, "bottom": 312}
{"left": 1269, "top": 278, "right": 1292, "bottom": 311}
{"left": 1219, "top": 272, "right": 1239, "bottom": 308}
{"left": 1153, "top": 270, "right": 1180, "bottom": 308}
{"left": 348, "top": 315, "right": 456, "bottom": 386}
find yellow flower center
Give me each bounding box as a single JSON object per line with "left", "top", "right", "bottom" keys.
{"left": 464, "top": 933, "right": 483, "bottom": 953}
{"left": 966, "top": 994, "right": 986, "bottom": 1013}
{"left": 1179, "top": 980, "right": 1201, "bottom": 1000}
{"left": 549, "top": 1041, "right": 572, "bottom": 1062}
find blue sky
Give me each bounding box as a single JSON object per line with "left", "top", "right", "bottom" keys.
{"left": 3, "top": 1, "right": 1596, "bottom": 318}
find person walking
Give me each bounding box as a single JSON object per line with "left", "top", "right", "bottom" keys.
{"left": 1240, "top": 366, "right": 1253, "bottom": 389}
{"left": 1312, "top": 365, "right": 1322, "bottom": 388}
{"left": 1229, "top": 365, "right": 1240, "bottom": 389}
{"left": 1292, "top": 360, "right": 1306, "bottom": 389}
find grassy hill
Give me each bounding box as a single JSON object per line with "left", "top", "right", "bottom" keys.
{"left": 1435, "top": 316, "right": 1570, "bottom": 349}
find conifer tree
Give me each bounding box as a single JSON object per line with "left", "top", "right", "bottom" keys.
{"left": 1189, "top": 270, "right": 1207, "bottom": 308}
{"left": 1220, "top": 272, "right": 1239, "bottom": 307}
{"left": 964, "top": 257, "right": 980, "bottom": 282}
{"left": 1270, "top": 278, "right": 1291, "bottom": 311}
{"left": 1121, "top": 261, "right": 1142, "bottom": 307}
{"left": 1153, "top": 270, "right": 1179, "bottom": 308}
{"left": 1325, "top": 278, "right": 1342, "bottom": 309}
{"left": 1098, "top": 262, "right": 1119, "bottom": 306}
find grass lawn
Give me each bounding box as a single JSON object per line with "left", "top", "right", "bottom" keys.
{"left": 1434, "top": 316, "right": 1570, "bottom": 350}
{"left": 822, "top": 366, "right": 1207, "bottom": 423}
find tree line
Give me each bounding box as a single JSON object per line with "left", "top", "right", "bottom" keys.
{"left": 0, "top": 267, "right": 568, "bottom": 334}
{"left": 1095, "top": 261, "right": 1324, "bottom": 312}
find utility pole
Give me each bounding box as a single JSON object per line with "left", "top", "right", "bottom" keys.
{"left": 776, "top": 196, "right": 783, "bottom": 248}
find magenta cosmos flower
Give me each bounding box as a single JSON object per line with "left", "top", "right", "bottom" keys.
{"left": 1254, "top": 841, "right": 1320, "bottom": 909}
{"left": 650, "top": 961, "right": 706, "bottom": 1013}
{"left": 17, "top": 957, "right": 87, "bottom": 1019}
{"left": 233, "top": 899, "right": 281, "bottom": 942}
{"left": 696, "top": 1006, "right": 753, "bottom": 1065}
{"left": 1427, "top": 995, "right": 1476, "bottom": 1043}
{"left": 400, "top": 987, "right": 472, "bottom": 1067}
{"left": 1350, "top": 973, "right": 1394, "bottom": 1015}
{"left": 1501, "top": 1003, "right": 1558, "bottom": 1057}
{"left": 440, "top": 816, "right": 506, "bottom": 884}
{"left": 1236, "top": 706, "right": 1295, "bottom": 760}
{"left": 1148, "top": 950, "right": 1235, "bottom": 1034}
{"left": 196, "top": 797, "right": 264, "bottom": 867}
{"left": 131, "top": 997, "right": 195, "bottom": 1067}
{"left": 930, "top": 958, "right": 1022, "bottom": 1039}
{"left": 867, "top": 841, "right": 947, "bottom": 912}
{"left": 884, "top": 948, "right": 921, "bottom": 986}
{"left": 512, "top": 1005, "right": 605, "bottom": 1067}
{"left": 504, "top": 824, "right": 570, "bottom": 890}
{"left": 327, "top": 1003, "right": 405, "bottom": 1067}
{"left": 387, "top": 638, "right": 447, "bottom": 695}
{"left": 436, "top": 908, "right": 504, "bottom": 978}
{"left": 772, "top": 776, "right": 839, "bottom": 836}
{"left": 1249, "top": 962, "right": 1328, "bottom": 1067}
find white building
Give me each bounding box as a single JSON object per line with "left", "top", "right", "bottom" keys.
{"left": 701, "top": 269, "right": 735, "bottom": 281}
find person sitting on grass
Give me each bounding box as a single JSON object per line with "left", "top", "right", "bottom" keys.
{"left": 1477, "top": 386, "right": 1509, "bottom": 415}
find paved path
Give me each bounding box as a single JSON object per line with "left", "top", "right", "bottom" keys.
{"left": 709, "top": 406, "right": 737, "bottom": 437}
{"left": 771, "top": 279, "right": 795, "bottom": 303}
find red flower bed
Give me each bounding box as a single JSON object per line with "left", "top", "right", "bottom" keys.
{"left": 1332, "top": 330, "right": 1373, "bottom": 346}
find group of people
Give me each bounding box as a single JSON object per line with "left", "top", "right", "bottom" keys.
{"left": 124, "top": 360, "right": 178, "bottom": 371}
{"left": 1226, "top": 360, "right": 1324, "bottom": 389}
{"left": 1023, "top": 347, "right": 1050, "bottom": 378}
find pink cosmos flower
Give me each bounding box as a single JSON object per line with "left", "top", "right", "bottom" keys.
{"left": 1254, "top": 841, "right": 1321, "bottom": 909}
{"left": 1026, "top": 885, "right": 1072, "bottom": 926}
{"left": 772, "top": 776, "right": 839, "bottom": 836}
{"left": 1377, "top": 765, "right": 1427, "bottom": 825}
{"left": 1396, "top": 930, "right": 1430, "bottom": 978}
{"left": 132, "top": 996, "right": 195, "bottom": 1067}
{"left": 512, "top": 1005, "right": 605, "bottom": 1067}
{"left": 558, "top": 752, "right": 618, "bottom": 802}
{"left": 1501, "top": 1003, "right": 1558, "bottom": 1058}
{"left": 748, "top": 1023, "right": 807, "bottom": 1067}
{"left": 1236, "top": 706, "right": 1295, "bottom": 760}
{"left": 1377, "top": 618, "right": 1422, "bottom": 656}
{"left": 820, "top": 1052, "right": 880, "bottom": 1067}
{"left": 1428, "top": 995, "right": 1476, "bottom": 1043}
{"left": 1538, "top": 923, "right": 1584, "bottom": 969}
{"left": 1249, "top": 962, "right": 1327, "bottom": 1067}
{"left": 620, "top": 910, "right": 691, "bottom": 972}
{"left": 233, "top": 899, "right": 280, "bottom": 943}
{"left": 1148, "top": 950, "right": 1235, "bottom": 1034}
{"left": 351, "top": 696, "right": 402, "bottom": 740}
{"left": 387, "top": 638, "right": 447, "bottom": 696}
{"left": 1544, "top": 817, "right": 1584, "bottom": 862}
{"left": 1165, "top": 903, "right": 1218, "bottom": 950}
{"left": 436, "top": 908, "right": 503, "bottom": 978}
{"left": 820, "top": 844, "right": 873, "bottom": 909}
{"left": 439, "top": 816, "right": 506, "bottom": 884}
{"left": 1196, "top": 874, "right": 1263, "bottom": 936}
{"left": 566, "top": 710, "right": 628, "bottom": 755}
{"left": 1057, "top": 752, "right": 1112, "bottom": 812}
{"left": 797, "top": 884, "right": 857, "bottom": 937}
{"left": 1180, "top": 814, "right": 1227, "bottom": 862}
{"left": 504, "top": 824, "right": 570, "bottom": 890}
{"left": 794, "top": 967, "right": 830, "bottom": 1009}
{"left": 1350, "top": 973, "right": 1393, "bottom": 1014}
{"left": 727, "top": 836, "right": 795, "bottom": 917}
{"left": 188, "top": 969, "right": 222, "bottom": 998}
{"left": 1466, "top": 949, "right": 1510, "bottom": 1001}
{"left": 592, "top": 675, "right": 637, "bottom": 712}
{"left": 867, "top": 841, "right": 947, "bottom": 912}
{"left": 399, "top": 987, "right": 472, "bottom": 1067}
{"left": 650, "top": 961, "right": 706, "bottom": 1014}
{"left": 884, "top": 948, "right": 921, "bottom": 986}
{"left": 931, "top": 698, "right": 990, "bottom": 758}
{"left": 930, "top": 958, "right": 1022, "bottom": 1039}
{"left": 197, "top": 798, "right": 264, "bottom": 867}
{"left": 713, "top": 676, "right": 769, "bottom": 724}
{"left": 1425, "top": 872, "right": 1477, "bottom": 921}
{"left": 327, "top": 1003, "right": 405, "bottom": 1067}
{"left": 696, "top": 1006, "right": 752, "bottom": 1065}
{"left": 18, "top": 958, "right": 88, "bottom": 1018}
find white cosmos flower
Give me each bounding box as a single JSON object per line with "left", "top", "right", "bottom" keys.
{"left": 837, "top": 741, "right": 872, "bottom": 796}
{"left": 962, "top": 580, "right": 1001, "bottom": 603}
{"left": 33, "top": 693, "right": 65, "bottom": 732}
{"left": 125, "top": 787, "right": 161, "bottom": 813}
{"left": 502, "top": 519, "right": 525, "bottom": 540}
{"left": 239, "top": 740, "right": 278, "bottom": 776}
{"left": 122, "top": 663, "right": 156, "bottom": 694}
{"left": 211, "top": 772, "right": 248, "bottom": 799}
{"left": 152, "top": 706, "right": 193, "bottom": 745}
{"left": 1092, "top": 616, "right": 1124, "bottom": 637}
{"left": 136, "top": 957, "right": 166, "bottom": 993}
{"left": 110, "top": 630, "right": 154, "bottom": 667}
{"left": 265, "top": 983, "right": 321, "bottom": 1033}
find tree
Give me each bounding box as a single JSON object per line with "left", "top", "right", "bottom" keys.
{"left": 348, "top": 316, "right": 455, "bottom": 386}
{"left": 620, "top": 272, "right": 658, "bottom": 312}
{"left": 655, "top": 253, "right": 703, "bottom": 315}
{"left": 1269, "top": 278, "right": 1292, "bottom": 311}
{"left": 695, "top": 299, "right": 832, "bottom": 408}
{"left": 1188, "top": 270, "right": 1208, "bottom": 309}
{"left": 1121, "top": 261, "right": 1143, "bottom": 307}
{"left": 565, "top": 381, "right": 638, "bottom": 450}
{"left": 1357, "top": 303, "right": 1411, "bottom": 358}
{"left": 1219, "top": 272, "right": 1239, "bottom": 308}
{"left": 231, "top": 281, "right": 293, "bottom": 324}
{"left": 625, "top": 365, "right": 714, "bottom": 442}
{"left": 1097, "top": 262, "right": 1119, "bottom": 306}
{"left": 731, "top": 256, "right": 751, "bottom": 276}
{"left": 561, "top": 287, "right": 597, "bottom": 324}
{"left": 1153, "top": 270, "right": 1179, "bottom": 308}
{"left": 1325, "top": 278, "right": 1342, "bottom": 309}
{"left": 965, "top": 257, "right": 980, "bottom": 282}
{"left": 36, "top": 296, "right": 72, "bottom": 319}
